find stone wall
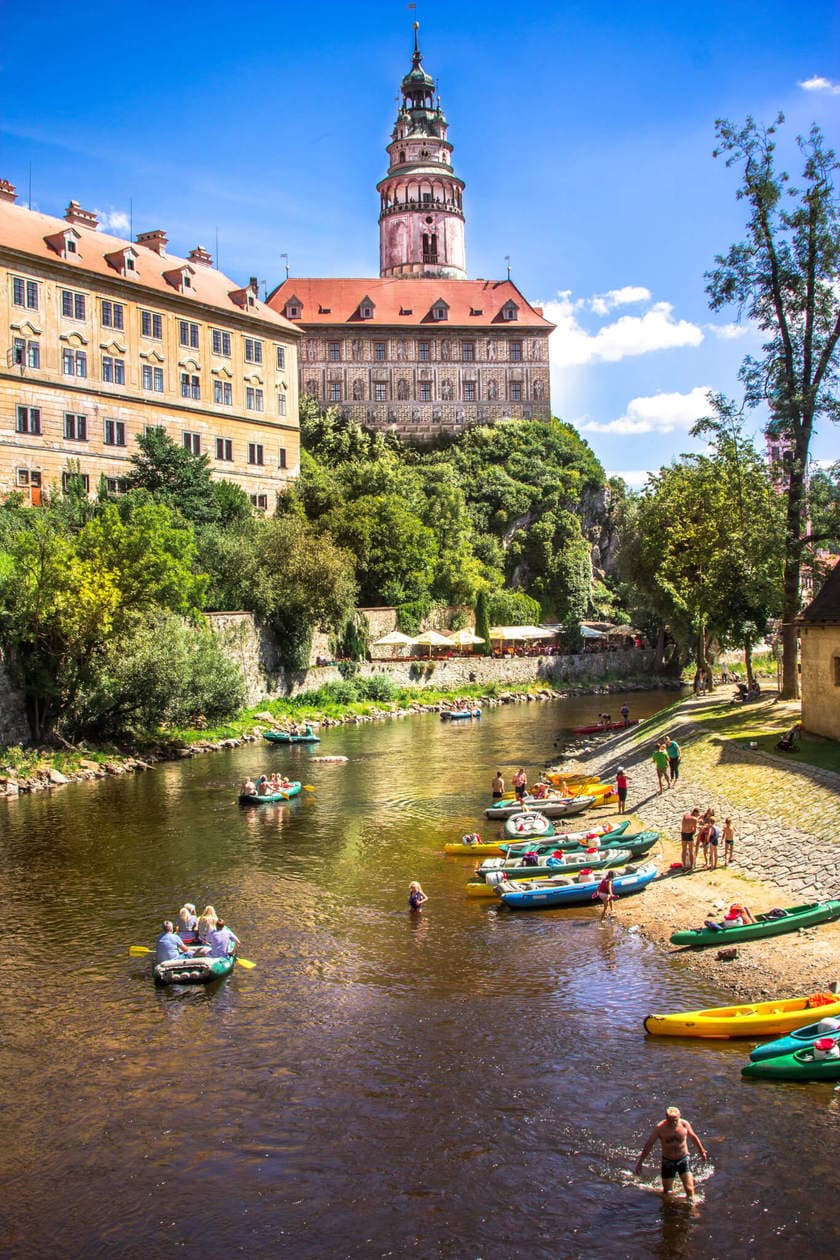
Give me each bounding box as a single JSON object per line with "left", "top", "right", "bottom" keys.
{"left": 0, "top": 661, "right": 30, "bottom": 745}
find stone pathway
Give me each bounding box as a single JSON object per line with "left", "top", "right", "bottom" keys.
{"left": 561, "top": 695, "right": 840, "bottom": 901}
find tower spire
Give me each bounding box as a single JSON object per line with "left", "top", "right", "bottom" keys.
{"left": 376, "top": 28, "right": 467, "bottom": 279}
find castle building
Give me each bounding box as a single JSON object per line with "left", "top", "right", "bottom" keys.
{"left": 267, "top": 27, "right": 553, "bottom": 440}
{"left": 0, "top": 183, "right": 301, "bottom": 509}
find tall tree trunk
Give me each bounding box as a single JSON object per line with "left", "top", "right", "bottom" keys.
{"left": 779, "top": 426, "right": 810, "bottom": 698}
{"left": 744, "top": 635, "right": 754, "bottom": 688}
{"left": 652, "top": 623, "right": 666, "bottom": 673}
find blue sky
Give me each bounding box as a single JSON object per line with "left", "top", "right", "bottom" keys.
{"left": 2, "top": 0, "right": 838, "bottom": 485}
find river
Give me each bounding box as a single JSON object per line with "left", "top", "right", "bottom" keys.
{"left": 1, "top": 690, "right": 837, "bottom": 1258}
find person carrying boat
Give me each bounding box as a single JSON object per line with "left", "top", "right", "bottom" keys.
{"left": 205, "top": 918, "right": 240, "bottom": 959}
{"left": 492, "top": 771, "right": 505, "bottom": 799}
{"left": 156, "top": 920, "right": 196, "bottom": 965}
{"left": 635, "top": 1106, "right": 708, "bottom": 1204}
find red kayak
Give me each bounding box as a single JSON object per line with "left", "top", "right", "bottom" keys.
{"left": 570, "top": 719, "right": 639, "bottom": 735}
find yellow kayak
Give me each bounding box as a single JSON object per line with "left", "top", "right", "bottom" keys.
{"left": 644, "top": 993, "right": 840, "bottom": 1039}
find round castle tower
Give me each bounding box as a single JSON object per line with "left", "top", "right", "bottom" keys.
{"left": 377, "top": 25, "right": 466, "bottom": 280}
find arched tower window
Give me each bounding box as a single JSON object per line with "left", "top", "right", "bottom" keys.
{"left": 399, "top": 150, "right": 406, "bottom": 163}
{"left": 423, "top": 233, "right": 438, "bottom": 265}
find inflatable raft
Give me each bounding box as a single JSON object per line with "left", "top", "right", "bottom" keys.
{"left": 496, "top": 862, "right": 657, "bottom": 910}
{"left": 263, "top": 730, "right": 320, "bottom": 744}
{"left": 484, "top": 795, "right": 595, "bottom": 820}
{"left": 441, "top": 709, "right": 481, "bottom": 720}
{"left": 239, "top": 782, "right": 302, "bottom": 804}
{"left": 154, "top": 953, "right": 236, "bottom": 986}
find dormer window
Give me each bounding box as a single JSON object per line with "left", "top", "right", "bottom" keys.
{"left": 362, "top": 306, "right": 373, "bottom": 318}
{"left": 283, "top": 294, "right": 303, "bottom": 320}
{"left": 67, "top": 238, "right": 77, "bottom": 254}
{"left": 105, "top": 246, "right": 140, "bottom": 278}
{"left": 431, "top": 302, "right": 448, "bottom": 322}
{"left": 358, "top": 295, "right": 375, "bottom": 320}
{"left": 288, "top": 305, "right": 300, "bottom": 318}
{"left": 164, "top": 265, "right": 194, "bottom": 293}
{"left": 45, "top": 228, "right": 82, "bottom": 260}
{"left": 501, "top": 301, "right": 519, "bottom": 321}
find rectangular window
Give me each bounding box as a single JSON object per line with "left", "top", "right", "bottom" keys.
{"left": 215, "top": 437, "right": 233, "bottom": 462}
{"left": 141, "top": 310, "right": 163, "bottom": 339}
{"left": 105, "top": 477, "right": 127, "bottom": 495}
{"left": 179, "top": 320, "right": 200, "bottom": 349}
{"left": 104, "top": 419, "right": 126, "bottom": 446}
{"left": 64, "top": 413, "right": 87, "bottom": 441}
{"left": 244, "top": 337, "right": 263, "bottom": 364}
{"left": 374, "top": 341, "right": 386, "bottom": 361}
{"left": 462, "top": 341, "right": 475, "bottom": 362}
{"left": 375, "top": 382, "right": 387, "bottom": 402}
{"left": 279, "top": 448, "right": 287, "bottom": 470}
{"left": 62, "top": 471, "right": 90, "bottom": 493}
{"left": 13, "top": 338, "right": 24, "bottom": 365}
{"left": 13, "top": 277, "right": 39, "bottom": 309}
{"left": 212, "top": 329, "right": 232, "bottom": 356}
{"left": 246, "top": 387, "right": 264, "bottom": 411}
{"left": 143, "top": 365, "right": 165, "bottom": 392}
{"left": 62, "top": 349, "right": 87, "bottom": 377}
{"left": 102, "top": 356, "right": 125, "bottom": 385}
{"left": 419, "top": 382, "right": 431, "bottom": 401}
{"left": 16, "top": 405, "right": 41, "bottom": 435}
{"left": 61, "top": 290, "right": 86, "bottom": 320}
{"left": 214, "top": 380, "right": 233, "bottom": 405}
{"left": 101, "top": 300, "right": 125, "bottom": 330}
{"left": 183, "top": 432, "right": 201, "bottom": 455}
{"left": 248, "top": 443, "right": 264, "bottom": 466}
{"left": 418, "top": 341, "right": 430, "bottom": 361}
{"left": 509, "top": 341, "right": 523, "bottom": 362}
{"left": 276, "top": 345, "right": 286, "bottom": 370}
{"left": 464, "top": 381, "right": 476, "bottom": 401}
{"left": 510, "top": 382, "right": 522, "bottom": 401}
{"left": 181, "top": 372, "right": 200, "bottom": 400}
{"left": 278, "top": 393, "right": 287, "bottom": 416}
{"left": 328, "top": 341, "right": 341, "bottom": 362}
{"left": 329, "top": 383, "right": 342, "bottom": 402}
{"left": 250, "top": 493, "right": 268, "bottom": 511}
{"left": 27, "top": 341, "right": 40, "bottom": 369}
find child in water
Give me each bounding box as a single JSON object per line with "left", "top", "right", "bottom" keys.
{"left": 408, "top": 881, "right": 428, "bottom": 911}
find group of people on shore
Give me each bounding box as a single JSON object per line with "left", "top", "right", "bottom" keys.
{"left": 155, "top": 903, "right": 240, "bottom": 963}
{"left": 241, "top": 773, "right": 294, "bottom": 797}
{"left": 679, "top": 808, "right": 734, "bottom": 871}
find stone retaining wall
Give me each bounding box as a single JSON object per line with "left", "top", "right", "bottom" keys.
{"left": 0, "top": 663, "right": 29, "bottom": 746}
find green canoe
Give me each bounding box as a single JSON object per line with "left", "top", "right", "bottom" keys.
{"left": 742, "top": 1045, "right": 840, "bottom": 1082}
{"left": 671, "top": 900, "right": 840, "bottom": 948}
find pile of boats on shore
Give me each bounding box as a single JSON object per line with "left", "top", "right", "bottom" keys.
{"left": 448, "top": 771, "right": 840, "bottom": 1081}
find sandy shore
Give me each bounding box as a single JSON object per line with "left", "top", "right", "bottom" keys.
{"left": 554, "top": 694, "right": 840, "bottom": 1002}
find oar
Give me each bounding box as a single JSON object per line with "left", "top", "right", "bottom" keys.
{"left": 129, "top": 945, "right": 255, "bottom": 969}
{"left": 303, "top": 785, "right": 315, "bottom": 791}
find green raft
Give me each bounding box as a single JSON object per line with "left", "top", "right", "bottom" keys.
{"left": 670, "top": 899, "right": 840, "bottom": 948}
{"left": 154, "top": 953, "right": 236, "bottom": 986}
{"left": 742, "top": 1045, "right": 840, "bottom": 1082}
{"left": 239, "top": 781, "right": 302, "bottom": 804}
{"left": 263, "top": 729, "right": 320, "bottom": 744}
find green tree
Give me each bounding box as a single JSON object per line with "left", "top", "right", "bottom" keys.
{"left": 125, "top": 428, "right": 251, "bottom": 527}
{"left": 707, "top": 115, "right": 840, "bottom": 696}
{"left": 473, "top": 588, "right": 492, "bottom": 656}
{"left": 321, "top": 494, "right": 437, "bottom": 607}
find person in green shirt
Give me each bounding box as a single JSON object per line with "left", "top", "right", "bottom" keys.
{"left": 652, "top": 743, "right": 670, "bottom": 794}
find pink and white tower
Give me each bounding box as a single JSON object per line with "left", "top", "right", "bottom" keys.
{"left": 377, "top": 24, "right": 466, "bottom": 280}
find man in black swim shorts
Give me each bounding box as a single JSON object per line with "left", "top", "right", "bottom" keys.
{"left": 635, "top": 1106, "right": 708, "bottom": 1202}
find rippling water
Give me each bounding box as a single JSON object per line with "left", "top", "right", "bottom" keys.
{"left": 1, "top": 693, "right": 837, "bottom": 1257}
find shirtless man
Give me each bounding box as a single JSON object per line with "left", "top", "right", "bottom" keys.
{"left": 491, "top": 771, "right": 505, "bottom": 799}
{"left": 635, "top": 1106, "right": 708, "bottom": 1203}
{"left": 680, "top": 808, "right": 699, "bottom": 870}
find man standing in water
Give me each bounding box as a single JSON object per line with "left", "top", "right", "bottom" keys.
{"left": 635, "top": 1106, "right": 708, "bottom": 1203}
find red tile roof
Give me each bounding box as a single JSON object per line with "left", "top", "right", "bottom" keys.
{"left": 0, "top": 198, "right": 300, "bottom": 334}
{"left": 266, "top": 277, "right": 554, "bottom": 329}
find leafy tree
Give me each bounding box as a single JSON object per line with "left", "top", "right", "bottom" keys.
{"left": 474, "top": 588, "right": 492, "bottom": 656}
{"left": 125, "top": 428, "right": 250, "bottom": 527}
{"left": 321, "top": 494, "right": 437, "bottom": 607}
{"left": 486, "top": 590, "right": 542, "bottom": 626}
{"left": 707, "top": 115, "right": 840, "bottom": 696}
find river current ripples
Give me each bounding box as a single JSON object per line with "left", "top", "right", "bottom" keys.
{"left": 1, "top": 693, "right": 838, "bottom": 1258}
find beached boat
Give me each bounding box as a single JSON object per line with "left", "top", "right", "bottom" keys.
{"left": 503, "top": 812, "right": 554, "bottom": 840}
{"left": 444, "top": 821, "right": 618, "bottom": 857}
{"left": 670, "top": 900, "right": 840, "bottom": 948}
{"left": 643, "top": 994, "right": 840, "bottom": 1039}
{"left": 239, "top": 781, "right": 302, "bottom": 804}
{"left": 441, "top": 709, "right": 481, "bottom": 721}
{"left": 466, "top": 848, "right": 634, "bottom": 896}
{"left": 154, "top": 953, "right": 236, "bottom": 986}
{"left": 263, "top": 730, "right": 320, "bottom": 744}
{"left": 484, "top": 795, "right": 595, "bottom": 820}
{"left": 749, "top": 1016, "right": 840, "bottom": 1063}
{"left": 741, "top": 1045, "right": 840, "bottom": 1082}
{"left": 538, "top": 777, "right": 615, "bottom": 802}
{"left": 503, "top": 829, "right": 659, "bottom": 864}
{"left": 568, "top": 719, "right": 639, "bottom": 735}
{"left": 496, "top": 862, "right": 657, "bottom": 910}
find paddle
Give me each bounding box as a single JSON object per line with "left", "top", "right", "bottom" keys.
{"left": 129, "top": 945, "right": 255, "bottom": 969}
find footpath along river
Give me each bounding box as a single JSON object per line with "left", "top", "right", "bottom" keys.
{"left": 1, "top": 691, "right": 838, "bottom": 1258}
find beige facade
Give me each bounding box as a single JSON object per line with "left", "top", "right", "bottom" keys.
{"left": 0, "top": 185, "right": 301, "bottom": 509}
{"left": 799, "top": 624, "right": 840, "bottom": 740}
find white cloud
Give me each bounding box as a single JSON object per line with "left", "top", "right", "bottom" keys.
{"left": 799, "top": 75, "right": 840, "bottom": 95}
{"left": 578, "top": 386, "right": 713, "bottom": 435}
{"left": 95, "top": 208, "right": 131, "bottom": 235}
{"left": 606, "top": 469, "right": 652, "bottom": 490}
{"left": 544, "top": 291, "right": 703, "bottom": 368}
{"left": 588, "top": 285, "right": 651, "bottom": 316}
{"left": 706, "top": 321, "right": 752, "bottom": 340}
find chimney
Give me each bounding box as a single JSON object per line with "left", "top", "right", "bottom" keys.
{"left": 136, "top": 228, "right": 168, "bottom": 256}
{"left": 0, "top": 179, "right": 17, "bottom": 204}
{"left": 249, "top": 276, "right": 259, "bottom": 295}
{"left": 187, "top": 245, "right": 213, "bottom": 267}
{"left": 64, "top": 200, "right": 99, "bottom": 230}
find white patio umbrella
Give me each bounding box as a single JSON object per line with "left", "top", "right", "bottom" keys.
{"left": 488, "top": 626, "right": 533, "bottom": 640}
{"left": 446, "top": 628, "right": 485, "bottom": 655}
{"left": 372, "top": 630, "right": 416, "bottom": 647}
{"left": 516, "top": 625, "right": 556, "bottom": 639}
{"left": 413, "top": 629, "right": 452, "bottom": 657}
